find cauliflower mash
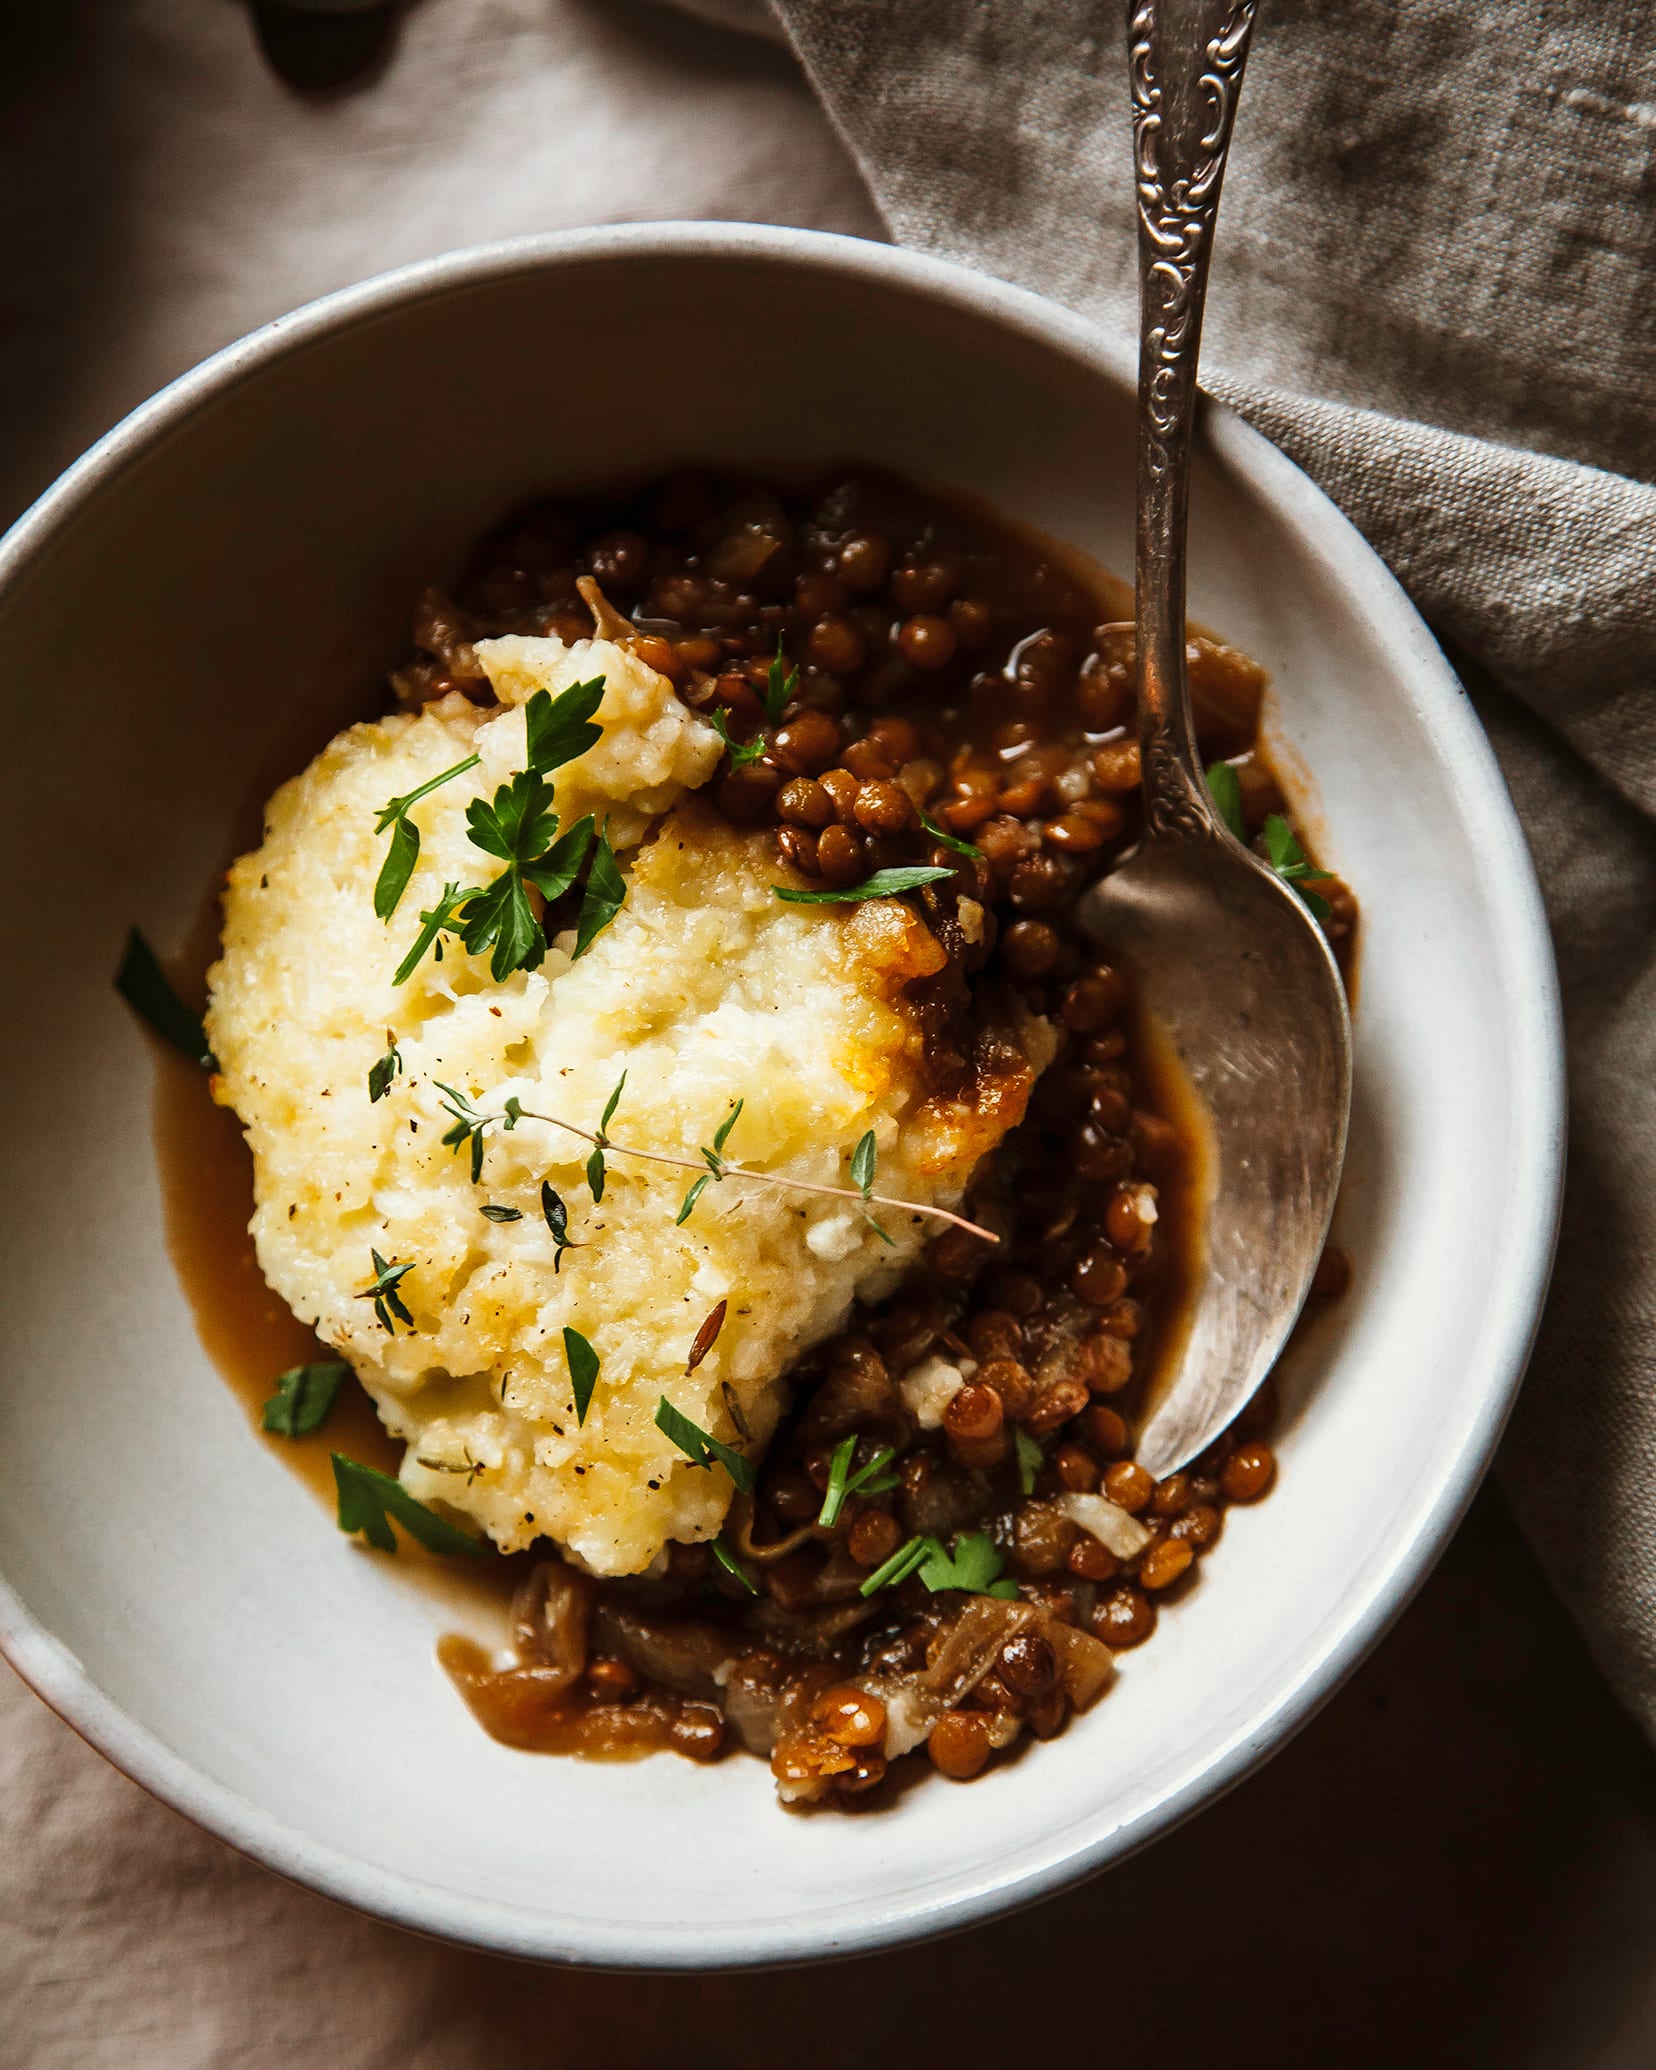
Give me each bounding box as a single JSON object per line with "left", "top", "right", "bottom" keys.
{"left": 206, "top": 634, "right": 1048, "bottom": 1575}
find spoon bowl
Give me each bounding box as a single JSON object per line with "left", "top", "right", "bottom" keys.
{"left": 1083, "top": 828, "right": 1351, "bottom": 1478}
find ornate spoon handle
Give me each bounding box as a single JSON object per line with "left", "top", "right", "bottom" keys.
{"left": 1130, "top": 0, "right": 1258, "bottom": 836}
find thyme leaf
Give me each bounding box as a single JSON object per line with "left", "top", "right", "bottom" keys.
{"left": 541, "top": 1182, "right": 578, "bottom": 1270}
{"left": 368, "top": 1038, "right": 403, "bottom": 1103}
{"left": 480, "top": 1203, "right": 522, "bottom": 1223}
{"left": 563, "top": 1326, "right": 600, "bottom": 1426}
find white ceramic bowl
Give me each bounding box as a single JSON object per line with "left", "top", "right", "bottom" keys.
{"left": 0, "top": 224, "right": 1562, "bottom": 1968}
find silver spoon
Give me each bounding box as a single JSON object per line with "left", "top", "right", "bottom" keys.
{"left": 1082, "top": 0, "right": 1352, "bottom": 1478}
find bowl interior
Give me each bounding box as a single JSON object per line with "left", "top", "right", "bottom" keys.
{"left": 0, "top": 230, "right": 1558, "bottom": 1966}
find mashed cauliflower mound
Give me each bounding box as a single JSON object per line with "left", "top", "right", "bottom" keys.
{"left": 208, "top": 635, "right": 1049, "bottom": 1575}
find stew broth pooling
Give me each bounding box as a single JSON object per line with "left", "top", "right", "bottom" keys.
{"left": 400, "top": 469, "right": 1354, "bottom": 1806}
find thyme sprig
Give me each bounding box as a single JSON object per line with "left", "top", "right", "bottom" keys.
{"left": 473, "top": 1092, "right": 998, "bottom": 1243}
{"left": 372, "top": 754, "right": 481, "bottom": 918}
{"left": 359, "top": 1249, "right": 415, "bottom": 1334}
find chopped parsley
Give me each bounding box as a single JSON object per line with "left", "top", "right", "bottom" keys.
{"left": 654, "top": 1395, "right": 756, "bottom": 1492}
{"left": 331, "top": 1454, "right": 488, "bottom": 1556}
{"left": 817, "top": 1433, "right": 899, "bottom": 1529}
{"left": 1014, "top": 1427, "right": 1044, "bottom": 1497}
{"left": 711, "top": 1537, "right": 760, "bottom": 1595}
{"left": 571, "top": 822, "right": 625, "bottom": 959}
{"left": 114, "top": 928, "right": 216, "bottom": 1070}
{"left": 917, "top": 807, "right": 984, "bottom": 860}
{"left": 709, "top": 707, "right": 764, "bottom": 772}
{"left": 859, "top": 1527, "right": 1017, "bottom": 1600}
{"left": 372, "top": 754, "right": 481, "bottom": 919}
{"left": 1205, "top": 761, "right": 1335, "bottom": 923}
{"left": 261, "top": 1360, "right": 348, "bottom": 1437}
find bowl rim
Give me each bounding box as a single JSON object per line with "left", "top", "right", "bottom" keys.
{"left": 0, "top": 219, "right": 1566, "bottom": 1970}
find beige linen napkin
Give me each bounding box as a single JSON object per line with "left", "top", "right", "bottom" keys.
{"left": 763, "top": 0, "right": 1656, "bottom": 1739}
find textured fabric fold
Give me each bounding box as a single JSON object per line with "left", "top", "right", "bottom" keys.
{"left": 770, "top": 0, "right": 1656, "bottom": 1735}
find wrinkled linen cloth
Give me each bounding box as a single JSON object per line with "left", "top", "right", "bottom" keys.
{"left": 3, "top": 3, "right": 1654, "bottom": 2059}
{"left": 758, "top": 0, "right": 1656, "bottom": 1738}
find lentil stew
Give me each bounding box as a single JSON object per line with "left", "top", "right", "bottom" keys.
{"left": 382, "top": 467, "right": 1356, "bottom": 1808}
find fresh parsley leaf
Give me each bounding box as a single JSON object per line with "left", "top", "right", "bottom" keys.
{"left": 676, "top": 1172, "right": 715, "bottom": 1224}
{"left": 541, "top": 1182, "right": 578, "bottom": 1270}
{"left": 586, "top": 1144, "right": 607, "bottom": 1203}
{"left": 360, "top": 1249, "right": 415, "bottom": 1334}
{"left": 480, "top": 1203, "right": 522, "bottom": 1223}
{"left": 709, "top": 706, "right": 764, "bottom": 772}
{"left": 711, "top": 1099, "right": 743, "bottom": 1156}
{"left": 393, "top": 880, "right": 476, "bottom": 986}
{"left": 917, "top": 807, "right": 984, "bottom": 860}
{"left": 563, "top": 1326, "right": 600, "bottom": 1425}
{"left": 524, "top": 678, "right": 605, "bottom": 776}
{"left": 374, "top": 815, "right": 421, "bottom": 920}
{"left": 371, "top": 755, "right": 481, "bottom": 919}
{"left": 653, "top": 1395, "right": 756, "bottom": 1492}
{"left": 858, "top": 1534, "right": 930, "bottom": 1597}
{"left": 773, "top": 865, "right": 954, "bottom": 906}
{"left": 465, "top": 768, "right": 558, "bottom": 864}
{"left": 572, "top": 824, "right": 625, "bottom": 959}
{"left": 261, "top": 1360, "right": 348, "bottom": 1437}
{"left": 368, "top": 1039, "right": 403, "bottom": 1103}
{"left": 1014, "top": 1427, "right": 1044, "bottom": 1497}
{"left": 1204, "top": 759, "right": 1247, "bottom": 844}
{"left": 1262, "top": 813, "right": 1335, "bottom": 922}
{"left": 711, "top": 1537, "right": 759, "bottom": 1595}
{"left": 522, "top": 814, "right": 594, "bottom": 902}
{"left": 372, "top": 755, "right": 481, "bottom": 835}
{"left": 115, "top": 928, "right": 217, "bottom": 1069}
{"left": 460, "top": 867, "right": 545, "bottom": 981}
{"left": 331, "top": 1453, "right": 488, "bottom": 1557}
{"left": 918, "top": 1529, "right": 1019, "bottom": 1598}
